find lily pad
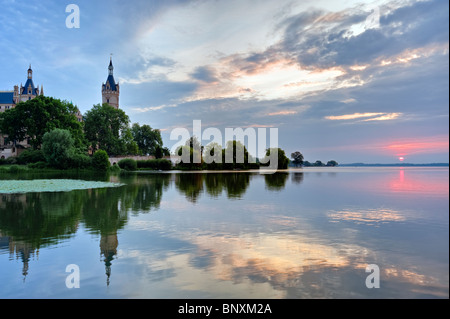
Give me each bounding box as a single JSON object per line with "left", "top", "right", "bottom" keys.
{"left": 0, "top": 179, "right": 124, "bottom": 194}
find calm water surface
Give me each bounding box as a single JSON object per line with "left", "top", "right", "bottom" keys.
{"left": 0, "top": 167, "right": 448, "bottom": 298}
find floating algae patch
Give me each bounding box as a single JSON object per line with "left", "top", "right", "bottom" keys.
{"left": 0, "top": 179, "right": 124, "bottom": 194}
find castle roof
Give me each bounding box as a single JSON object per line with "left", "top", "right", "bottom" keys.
{"left": 0, "top": 91, "right": 14, "bottom": 104}
{"left": 21, "top": 78, "right": 39, "bottom": 95}
{"left": 103, "top": 74, "right": 118, "bottom": 91}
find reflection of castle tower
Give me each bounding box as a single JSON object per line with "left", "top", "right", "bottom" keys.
{"left": 100, "top": 232, "right": 118, "bottom": 286}
{"left": 0, "top": 233, "right": 38, "bottom": 282}
{"left": 101, "top": 58, "right": 120, "bottom": 109}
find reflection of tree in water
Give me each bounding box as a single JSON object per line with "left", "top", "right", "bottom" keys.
{"left": 0, "top": 173, "right": 171, "bottom": 284}
{"left": 291, "top": 172, "right": 304, "bottom": 184}
{"left": 204, "top": 174, "right": 223, "bottom": 198}
{"left": 223, "top": 173, "right": 250, "bottom": 198}
{"left": 0, "top": 191, "right": 83, "bottom": 280}
{"left": 176, "top": 173, "right": 251, "bottom": 202}
{"left": 264, "top": 173, "right": 289, "bottom": 191}
{"left": 129, "top": 174, "right": 171, "bottom": 215}
{"left": 0, "top": 192, "right": 82, "bottom": 247}
{"left": 175, "top": 174, "right": 204, "bottom": 203}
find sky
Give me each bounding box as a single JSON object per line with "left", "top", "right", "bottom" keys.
{"left": 0, "top": 0, "right": 448, "bottom": 163}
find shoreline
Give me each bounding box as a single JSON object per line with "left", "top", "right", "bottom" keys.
{"left": 130, "top": 166, "right": 449, "bottom": 174}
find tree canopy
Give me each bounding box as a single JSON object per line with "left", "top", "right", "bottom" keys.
{"left": 42, "top": 128, "right": 75, "bottom": 169}
{"left": 291, "top": 151, "right": 304, "bottom": 167}
{"left": 131, "top": 123, "right": 162, "bottom": 156}
{"left": 0, "top": 96, "right": 84, "bottom": 149}
{"left": 83, "top": 103, "right": 137, "bottom": 156}
{"left": 263, "top": 148, "right": 290, "bottom": 169}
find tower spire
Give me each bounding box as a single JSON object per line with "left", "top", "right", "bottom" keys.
{"left": 108, "top": 54, "right": 114, "bottom": 75}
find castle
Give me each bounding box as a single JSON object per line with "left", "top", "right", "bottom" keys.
{"left": 0, "top": 59, "right": 120, "bottom": 158}
{"left": 0, "top": 65, "right": 44, "bottom": 111}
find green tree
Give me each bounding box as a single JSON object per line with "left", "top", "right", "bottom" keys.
{"left": 41, "top": 128, "right": 75, "bottom": 168}
{"left": 83, "top": 103, "right": 131, "bottom": 156}
{"left": 131, "top": 123, "right": 162, "bottom": 155}
{"left": 313, "top": 160, "right": 324, "bottom": 167}
{"left": 223, "top": 140, "right": 251, "bottom": 169}
{"left": 291, "top": 151, "right": 304, "bottom": 167}
{"left": 203, "top": 142, "right": 222, "bottom": 169}
{"left": 0, "top": 96, "right": 84, "bottom": 149}
{"left": 121, "top": 128, "right": 139, "bottom": 155}
{"left": 162, "top": 147, "right": 170, "bottom": 156}
{"left": 92, "top": 149, "right": 110, "bottom": 171}
{"left": 326, "top": 160, "right": 338, "bottom": 167}
{"left": 176, "top": 144, "right": 202, "bottom": 169}
{"left": 263, "top": 148, "right": 290, "bottom": 169}
{"left": 154, "top": 145, "right": 163, "bottom": 159}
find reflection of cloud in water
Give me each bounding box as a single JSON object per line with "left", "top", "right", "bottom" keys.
{"left": 126, "top": 228, "right": 371, "bottom": 297}
{"left": 327, "top": 208, "right": 406, "bottom": 225}
{"left": 118, "top": 217, "right": 448, "bottom": 298}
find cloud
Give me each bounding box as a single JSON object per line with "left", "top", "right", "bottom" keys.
{"left": 189, "top": 66, "right": 219, "bottom": 83}
{"left": 325, "top": 112, "right": 401, "bottom": 121}
{"left": 267, "top": 110, "right": 298, "bottom": 116}
{"left": 130, "top": 104, "right": 178, "bottom": 113}
{"left": 270, "top": 0, "right": 448, "bottom": 75}
{"left": 362, "top": 112, "right": 402, "bottom": 121}
{"left": 340, "top": 98, "right": 357, "bottom": 104}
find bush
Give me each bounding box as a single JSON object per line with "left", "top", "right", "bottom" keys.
{"left": 92, "top": 150, "right": 110, "bottom": 171}
{"left": 69, "top": 153, "right": 93, "bottom": 169}
{"left": 5, "top": 157, "right": 17, "bottom": 165}
{"left": 136, "top": 159, "right": 172, "bottom": 170}
{"left": 17, "top": 149, "right": 46, "bottom": 165}
{"left": 118, "top": 158, "right": 137, "bottom": 171}
{"left": 27, "top": 161, "right": 48, "bottom": 169}
{"left": 157, "top": 159, "right": 172, "bottom": 170}
{"left": 109, "top": 163, "right": 121, "bottom": 173}
{"left": 8, "top": 165, "right": 27, "bottom": 173}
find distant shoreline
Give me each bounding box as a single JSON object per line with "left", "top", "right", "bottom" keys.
{"left": 339, "top": 163, "right": 449, "bottom": 167}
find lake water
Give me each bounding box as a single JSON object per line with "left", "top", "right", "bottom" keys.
{"left": 0, "top": 167, "right": 448, "bottom": 299}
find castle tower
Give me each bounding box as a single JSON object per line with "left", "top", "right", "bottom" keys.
{"left": 20, "top": 65, "right": 39, "bottom": 102}
{"left": 13, "top": 85, "right": 19, "bottom": 104}
{"left": 102, "top": 58, "right": 120, "bottom": 109}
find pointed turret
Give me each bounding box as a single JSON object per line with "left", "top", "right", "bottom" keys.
{"left": 21, "top": 65, "right": 38, "bottom": 98}
{"left": 102, "top": 57, "right": 120, "bottom": 109}
{"left": 108, "top": 57, "right": 114, "bottom": 75}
